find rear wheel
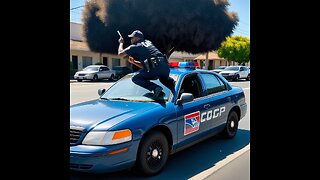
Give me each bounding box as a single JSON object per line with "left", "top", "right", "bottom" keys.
{"left": 246, "top": 74, "right": 250, "bottom": 81}
{"left": 222, "top": 111, "right": 239, "bottom": 138}
{"left": 135, "top": 131, "right": 169, "bottom": 176}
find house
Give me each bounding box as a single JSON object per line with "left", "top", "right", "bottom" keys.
{"left": 70, "top": 22, "right": 128, "bottom": 71}
{"left": 169, "top": 51, "right": 201, "bottom": 62}
{"left": 193, "top": 51, "right": 229, "bottom": 70}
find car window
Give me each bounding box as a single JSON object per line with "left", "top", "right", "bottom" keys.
{"left": 178, "top": 74, "right": 203, "bottom": 99}
{"left": 240, "top": 67, "right": 245, "bottom": 71}
{"left": 200, "top": 73, "right": 226, "bottom": 95}
{"left": 224, "top": 66, "right": 239, "bottom": 71}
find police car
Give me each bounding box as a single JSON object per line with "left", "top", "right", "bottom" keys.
{"left": 70, "top": 62, "right": 247, "bottom": 175}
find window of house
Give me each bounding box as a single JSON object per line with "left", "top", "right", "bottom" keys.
{"left": 112, "top": 58, "right": 120, "bottom": 68}
{"left": 82, "top": 56, "right": 93, "bottom": 68}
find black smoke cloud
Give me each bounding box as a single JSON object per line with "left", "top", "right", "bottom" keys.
{"left": 82, "top": 0, "right": 238, "bottom": 57}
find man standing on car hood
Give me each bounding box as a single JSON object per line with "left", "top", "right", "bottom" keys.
{"left": 118, "top": 30, "right": 175, "bottom": 98}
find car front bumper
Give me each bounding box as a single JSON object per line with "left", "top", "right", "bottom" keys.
{"left": 74, "top": 74, "right": 94, "bottom": 80}
{"left": 221, "top": 75, "right": 237, "bottom": 80}
{"left": 70, "top": 140, "right": 140, "bottom": 173}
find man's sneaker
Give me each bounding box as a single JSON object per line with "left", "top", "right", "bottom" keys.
{"left": 153, "top": 86, "right": 163, "bottom": 98}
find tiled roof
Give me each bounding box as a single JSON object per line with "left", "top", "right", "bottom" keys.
{"left": 70, "top": 40, "right": 89, "bottom": 51}
{"left": 194, "top": 51, "right": 225, "bottom": 60}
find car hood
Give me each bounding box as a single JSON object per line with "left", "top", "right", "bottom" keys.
{"left": 76, "top": 70, "right": 97, "bottom": 74}
{"left": 70, "top": 99, "right": 160, "bottom": 130}
{"left": 220, "top": 70, "right": 239, "bottom": 74}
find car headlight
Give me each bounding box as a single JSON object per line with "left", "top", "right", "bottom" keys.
{"left": 82, "top": 129, "right": 132, "bottom": 145}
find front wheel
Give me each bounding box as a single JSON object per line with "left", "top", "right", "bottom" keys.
{"left": 222, "top": 111, "right": 239, "bottom": 138}
{"left": 135, "top": 131, "right": 169, "bottom": 176}
{"left": 92, "top": 74, "right": 98, "bottom": 82}
{"left": 234, "top": 75, "right": 239, "bottom": 81}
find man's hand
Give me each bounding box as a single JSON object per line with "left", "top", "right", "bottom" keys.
{"left": 118, "top": 37, "right": 124, "bottom": 43}
{"left": 128, "top": 56, "right": 135, "bottom": 64}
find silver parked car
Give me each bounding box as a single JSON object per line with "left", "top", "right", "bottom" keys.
{"left": 74, "top": 65, "right": 116, "bottom": 82}
{"left": 219, "top": 66, "right": 250, "bottom": 81}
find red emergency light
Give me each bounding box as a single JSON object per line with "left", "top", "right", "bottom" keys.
{"left": 169, "top": 62, "right": 199, "bottom": 68}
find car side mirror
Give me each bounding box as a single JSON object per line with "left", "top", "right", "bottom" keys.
{"left": 98, "top": 89, "right": 106, "bottom": 96}
{"left": 177, "top": 93, "right": 194, "bottom": 105}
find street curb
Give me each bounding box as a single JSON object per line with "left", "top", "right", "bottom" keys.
{"left": 70, "top": 80, "right": 77, "bottom": 83}
{"left": 189, "top": 144, "right": 250, "bottom": 180}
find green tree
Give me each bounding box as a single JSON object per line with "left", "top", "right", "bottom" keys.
{"left": 217, "top": 36, "right": 250, "bottom": 65}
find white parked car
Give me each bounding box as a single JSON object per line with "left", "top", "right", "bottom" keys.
{"left": 211, "top": 66, "right": 227, "bottom": 73}
{"left": 74, "top": 65, "right": 116, "bottom": 82}
{"left": 219, "top": 66, "right": 250, "bottom": 81}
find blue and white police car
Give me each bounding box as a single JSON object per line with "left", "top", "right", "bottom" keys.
{"left": 70, "top": 62, "right": 247, "bottom": 175}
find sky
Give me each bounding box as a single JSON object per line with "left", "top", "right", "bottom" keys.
{"left": 70, "top": 0, "right": 250, "bottom": 38}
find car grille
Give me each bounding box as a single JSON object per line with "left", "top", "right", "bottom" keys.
{"left": 78, "top": 74, "right": 86, "bottom": 76}
{"left": 70, "top": 126, "right": 84, "bottom": 144}
{"left": 70, "top": 163, "right": 93, "bottom": 170}
{"left": 221, "top": 73, "right": 229, "bottom": 76}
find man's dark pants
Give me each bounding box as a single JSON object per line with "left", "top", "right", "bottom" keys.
{"left": 132, "top": 62, "right": 175, "bottom": 92}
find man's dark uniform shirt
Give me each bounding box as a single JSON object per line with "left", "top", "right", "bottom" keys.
{"left": 124, "top": 39, "right": 164, "bottom": 68}
{"left": 123, "top": 36, "right": 175, "bottom": 97}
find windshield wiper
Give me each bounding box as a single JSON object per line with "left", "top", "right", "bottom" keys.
{"left": 100, "top": 97, "right": 109, "bottom": 100}
{"left": 107, "top": 97, "right": 130, "bottom": 101}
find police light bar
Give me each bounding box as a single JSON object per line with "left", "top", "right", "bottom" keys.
{"left": 169, "top": 62, "right": 199, "bottom": 68}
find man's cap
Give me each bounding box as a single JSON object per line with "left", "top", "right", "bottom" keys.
{"left": 128, "top": 30, "right": 144, "bottom": 38}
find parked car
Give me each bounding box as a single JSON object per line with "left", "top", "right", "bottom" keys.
{"left": 211, "top": 66, "right": 227, "bottom": 73}
{"left": 70, "top": 62, "right": 247, "bottom": 175}
{"left": 113, "top": 66, "right": 133, "bottom": 79}
{"left": 219, "top": 66, "right": 250, "bottom": 81}
{"left": 74, "top": 65, "right": 116, "bottom": 82}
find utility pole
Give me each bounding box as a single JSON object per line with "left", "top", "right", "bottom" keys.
{"left": 204, "top": 51, "right": 209, "bottom": 70}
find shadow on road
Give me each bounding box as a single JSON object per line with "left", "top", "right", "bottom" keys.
{"left": 70, "top": 129, "right": 250, "bottom": 180}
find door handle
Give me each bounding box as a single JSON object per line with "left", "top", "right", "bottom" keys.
{"left": 204, "top": 104, "right": 211, "bottom": 109}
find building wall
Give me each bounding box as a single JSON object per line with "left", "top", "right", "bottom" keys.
{"left": 70, "top": 50, "right": 127, "bottom": 70}
{"left": 70, "top": 23, "right": 82, "bottom": 41}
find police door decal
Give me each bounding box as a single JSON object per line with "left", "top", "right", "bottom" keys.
{"left": 184, "top": 111, "right": 200, "bottom": 136}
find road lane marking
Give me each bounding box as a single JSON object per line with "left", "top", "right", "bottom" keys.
{"left": 189, "top": 144, "right": 250, "bottom": 180}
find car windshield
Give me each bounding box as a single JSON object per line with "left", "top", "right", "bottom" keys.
{"left": 101, "top": 73, "right": 179, "bottom": 102}
{"left": 83, "top": 66, "right": 99, "bottom": 71}
{"left": 224, "top": 66, "right": 240, "bottom": 71}
{"left": 217, "top": 66, "right": 226, "bottom": 69}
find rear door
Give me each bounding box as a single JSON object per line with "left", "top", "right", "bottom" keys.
{"left": 198, "top": 73, "right": 231, "bottom": 128}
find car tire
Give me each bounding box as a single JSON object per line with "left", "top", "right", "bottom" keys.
{"left": 77, "top": 79, "right": 82, "bottom": 82}
{"left": 110, "top": 74, "right": 115, "bottom": 81}
{"left": 222, "top": 111, "right": 239, "bottom": 139}
{"left": 135, "top": 131, "right": 169, "bottom": 176}
{"left": 92, "top": 75, "right": 98, "bottom": 82}
{"left": 234, "top": 75, "right": 239, "bottom": 81}
{"left": 246, "top": 74, "right": 250, "bottom": 81}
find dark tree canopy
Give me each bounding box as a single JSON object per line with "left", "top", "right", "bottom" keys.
{"left": 83, "top": 0, "right": 238, "bottom": 57}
